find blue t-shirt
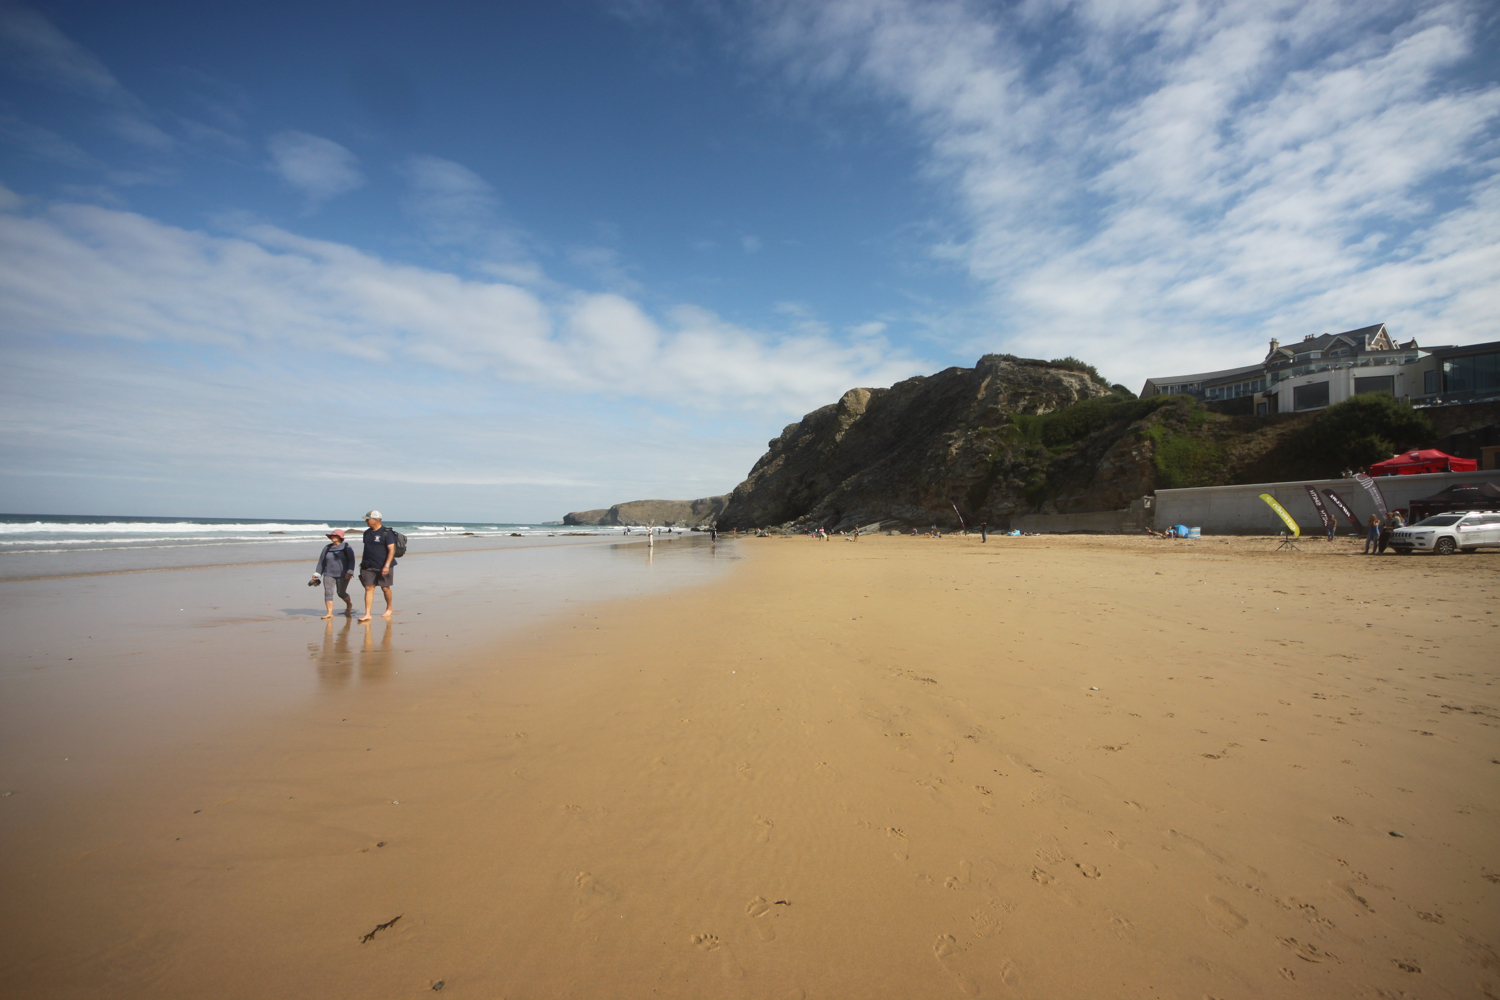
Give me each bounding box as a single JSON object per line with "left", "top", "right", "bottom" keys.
{"left": 362, "top": 526, "right": 399, "bottom": 569}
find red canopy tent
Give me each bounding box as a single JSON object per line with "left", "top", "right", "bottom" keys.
{"left": 1368, "top": 449, "right": 1478, "bottom": 475}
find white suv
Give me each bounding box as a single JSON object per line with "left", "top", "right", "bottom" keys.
{"left": 1389, "top": 511, "right": 1500, "bottom": 555}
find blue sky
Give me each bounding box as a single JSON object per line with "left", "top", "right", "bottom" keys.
{"left": 1, "top": 0, "right": 1496, "bottom": 521}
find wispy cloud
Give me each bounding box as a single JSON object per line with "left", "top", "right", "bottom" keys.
{"left": 0, "top": 4, "right": 173, "bottom": 149}
{"left": 266, "top": 131, "right": 364, "bottom": 203}
{"left": 0, "top": 194, "right": 923, "bottom": 416}
{"left": 399, "top": 155, "right": 500, "bottom": 245}
{"left": 747, "top": 0, "right": 1500, "bottom": 387}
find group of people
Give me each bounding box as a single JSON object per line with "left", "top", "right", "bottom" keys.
{"left": 310, "top": 510, "right": 398, "bottom": 621}
{"left": 1363, "top": 509, "right": 1407, "bottom": 554}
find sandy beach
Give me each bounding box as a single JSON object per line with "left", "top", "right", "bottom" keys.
{"left": 2, "top": 534, "right": 1497, "bottom": 998}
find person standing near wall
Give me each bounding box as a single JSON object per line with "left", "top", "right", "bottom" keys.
{"left": 1364, "top": 513, "right": 1381, "bottom": 555}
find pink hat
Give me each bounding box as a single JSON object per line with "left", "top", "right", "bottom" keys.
{"left": 326, "top": 528, "right": 345, "bottom": 540}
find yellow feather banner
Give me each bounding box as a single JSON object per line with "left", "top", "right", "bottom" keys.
{"left": 1258, "top": 493, "right": 1300, "bottom": 537}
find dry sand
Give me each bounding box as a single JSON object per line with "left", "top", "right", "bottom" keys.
{"left": 2, "top": 534, "right": 1497, "bottom": 999}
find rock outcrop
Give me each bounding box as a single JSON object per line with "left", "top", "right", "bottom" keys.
{"left": 563, "top": 496, "right": 727, "bottom": 527}
{"left": 717, "top": 355, "right": 1117, "bottom": 531}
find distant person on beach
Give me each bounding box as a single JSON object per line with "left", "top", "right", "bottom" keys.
{"left": 310, "top": 528, "right": 355, "bottom": 619}
{"left": 980, "top": 522, "right": 987, "bottom": 542}
{"left": 359, "top": 510, "right": 397, "bottom": 621}
{"left": 1363, "top": 513, "right": 1381, "bottom": 555}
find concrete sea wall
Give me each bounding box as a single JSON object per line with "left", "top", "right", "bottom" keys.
{"left": 1013, "top": 498, "right": 1152, "bottom": 535}
{"left": 1154, "top": 470, "right": 1500, "bottom": 535}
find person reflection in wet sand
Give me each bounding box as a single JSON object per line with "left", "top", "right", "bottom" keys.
{"left": 313, "top": 615, "right": 354, "bottom": 688}
{"left": 358, "top": 617, "right": 395, "bottom": 682}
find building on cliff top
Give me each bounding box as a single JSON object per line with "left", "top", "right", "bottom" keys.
{"left": 1141, "top": 324, "right": 1500, "bottom": 415}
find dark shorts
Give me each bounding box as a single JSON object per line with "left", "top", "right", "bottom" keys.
{"left": 360, "top": 567, "right": 394, "bottom": 588}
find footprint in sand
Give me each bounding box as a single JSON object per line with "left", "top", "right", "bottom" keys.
{"left": 1075, "top": 863, "right": 1101, "bottom": 879}
{"left": 886, "top": 827, "right": 910, "bottom": 861}
{"left": 755, "top": 816, "right": 775, "bottom": 844}
{"left": 573, "top": 871, "right": 616, "bottom": 923}
{"left": 1035, "top": 841, "right": 1068, "bottom": 864}
{"left": 746, "top": 896, "right": 777, "bottom": 941}
{"left": 970, "top": 905, "right": 1002, "bottom": 939}
{"left": 1030, "top": 867, "right": 1055, "bottom": 885}
{"left": 691, "top": 933, "right": 745, "bottom": 979}
{"left": 933, "top": 934, "right": 982, "bottom": 996}
{"left": 1278, "top": 936, "right": 1336, "bottom": 963}
{"left": 1205, "top": 896, "right": 1248, "bottom": 934}
{"left": 1107, "top": 911, "right": 1137, "bottom": 943}
{"left": 945, "top": 860, "right": 973, "bottom": 889}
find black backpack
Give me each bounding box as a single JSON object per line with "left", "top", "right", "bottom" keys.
{"left": 391, "top": 530, "right": 408, "bottom": 558}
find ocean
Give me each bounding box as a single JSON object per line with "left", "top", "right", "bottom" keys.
{"left": 0, "top": 514, "right": 678, "bottom": 579}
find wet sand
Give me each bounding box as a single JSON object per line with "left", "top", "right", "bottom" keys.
{"left": 1, "top": 534, "right": 1497, "bottom": 998}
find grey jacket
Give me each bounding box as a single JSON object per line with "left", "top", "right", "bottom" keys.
{"left": 315, "top": 542, "right": 355, "bottom": 577}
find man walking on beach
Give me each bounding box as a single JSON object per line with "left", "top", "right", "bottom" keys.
{"left": 359, "top": 510, "right": 397, "bottom": 621}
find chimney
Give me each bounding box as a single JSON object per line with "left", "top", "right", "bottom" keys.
{"left": 1304, "top": 333, "right": 1315, "bottom": 341}
{"left": 1268, "top": 338, "right": 1279, "bottom": 352}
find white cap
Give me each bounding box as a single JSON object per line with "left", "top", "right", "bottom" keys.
{"left": 364, "top": 510, "right": 382, "bottom": 520}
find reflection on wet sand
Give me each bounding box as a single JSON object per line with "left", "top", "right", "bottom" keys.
{"left": 310, "top": 616, "right": 394, "bottom": 687}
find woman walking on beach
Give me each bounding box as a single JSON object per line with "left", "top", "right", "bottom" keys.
{"left": 310, "top": 528, "right": 355, "bottom": 618}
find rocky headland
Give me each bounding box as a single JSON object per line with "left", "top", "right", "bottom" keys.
{"left": 562, "top": 496, "right": 727, "bottom": 527}
{"left": 715, "top": 354, "right": 1121, "bottom": 531}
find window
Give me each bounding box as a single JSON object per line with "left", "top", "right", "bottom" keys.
{"left": 1424, "top": 369, "right": 1440, "bottom": 395}
{"left": 1293, "top": 381, "right": 1330, "bottom": 410}
{"left": 1443, "top": 352, "right": 1500, "bottom": 395}
{"left": 1354, "top": 375, "right": 1394, "bottom": 396}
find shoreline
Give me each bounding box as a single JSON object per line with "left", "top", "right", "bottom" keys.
{"left": 1, "top": 535, "right": 1495, "bottom": 997}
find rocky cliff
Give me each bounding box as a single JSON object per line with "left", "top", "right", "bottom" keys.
{"left": 563, "top": 496, "right": 727, "bottom": 527}
{"left": 716, "top": 355, "right": 1119, "bottom": 531}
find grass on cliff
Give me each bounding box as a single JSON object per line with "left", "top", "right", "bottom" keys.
{"left": 1009, "top": 393, "right": 1172, "bottom": 449}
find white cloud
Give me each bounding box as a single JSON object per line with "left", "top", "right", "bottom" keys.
{"left": 748, "top": 0, "right": 1500, "bottom": 388}
{"left": 0, "top": 196, "right": 922, "bottom": 416}
{"left": 267, "top": 131, "right": 364, "bottom": 203}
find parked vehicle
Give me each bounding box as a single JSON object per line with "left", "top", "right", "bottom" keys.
{"left": 1388, "top": 511, "right": 1500, "bottom": 555}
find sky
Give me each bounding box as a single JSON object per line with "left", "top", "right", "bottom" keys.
{"left": 0, "top": 0, "right": 1496, "bottom": 522}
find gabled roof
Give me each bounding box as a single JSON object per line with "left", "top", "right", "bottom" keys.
{"left": 1267, "top": 323, "right": 1392, "bottom": 362}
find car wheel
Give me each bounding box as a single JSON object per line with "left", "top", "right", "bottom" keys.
{"left": 1435, "top": 537, "right": 1457, "bottom": 555}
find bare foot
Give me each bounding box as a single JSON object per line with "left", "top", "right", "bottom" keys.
{"left": 357, "top": 615, "right": 372, "bottom": 622}
{"left": 381, "top": 609, "right": 394, "bottom": 618}
{"left": 320, "top": 613, "right": 333, "bottom": 619}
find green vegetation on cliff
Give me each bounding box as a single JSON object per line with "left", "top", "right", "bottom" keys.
{"left": 1287, "top": 394, "right": 1433, "bottom": 475}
